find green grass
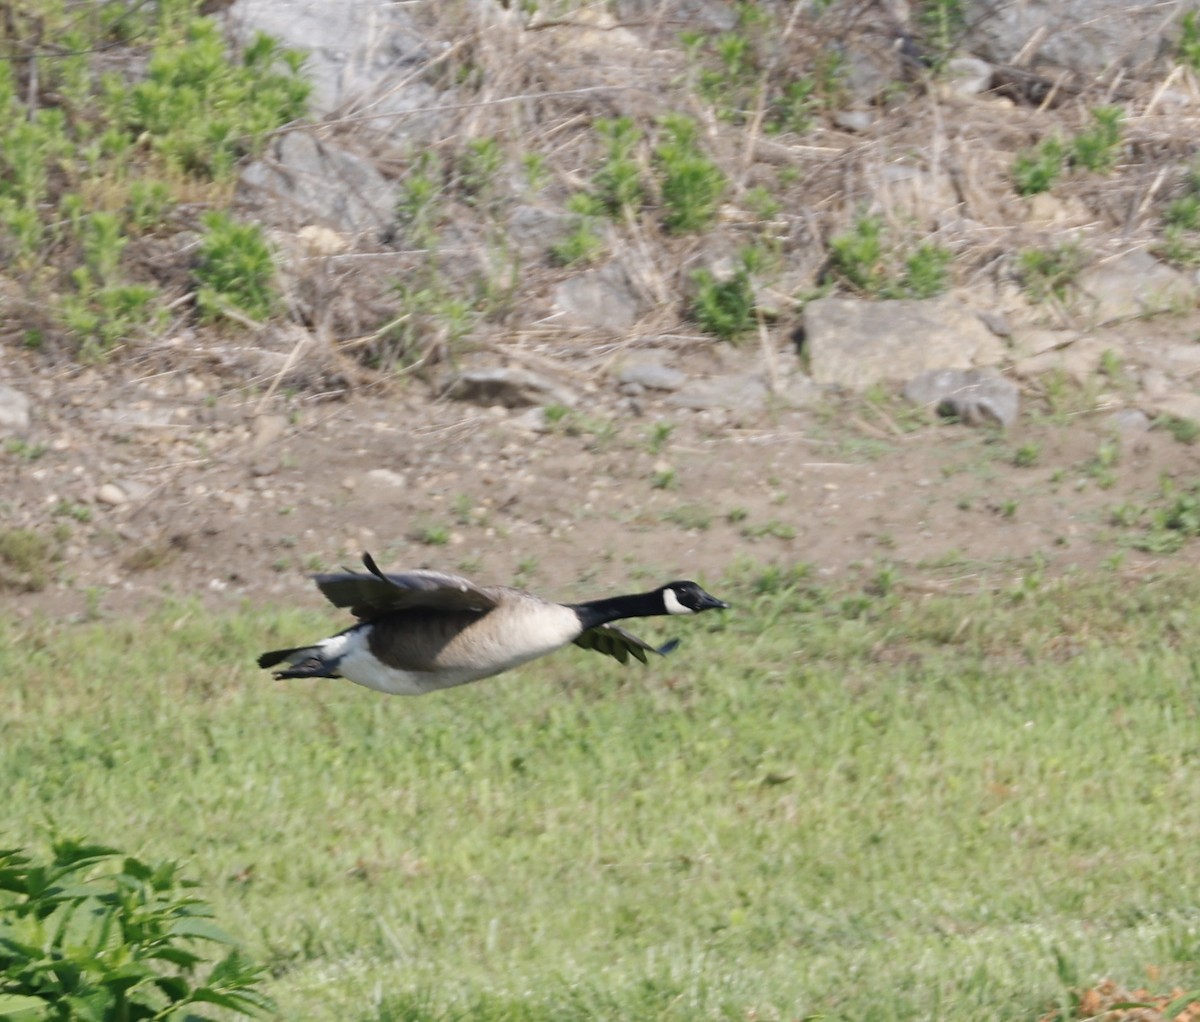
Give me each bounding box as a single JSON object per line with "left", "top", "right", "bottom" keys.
{"left": 4, "top": 573, "right": 1200, "bottom": 1020}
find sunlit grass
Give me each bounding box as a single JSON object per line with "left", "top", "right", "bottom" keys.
{"left": 4, "top": 571, "right": 1200, "bottom": 1020}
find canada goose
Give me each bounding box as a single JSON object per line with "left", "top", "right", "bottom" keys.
{"left": 257, "top": 552, "right": 728, "bottom": 696}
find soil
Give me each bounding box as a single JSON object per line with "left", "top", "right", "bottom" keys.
{"left": 7, "top": 313, "right": 1200, "bottom": 624}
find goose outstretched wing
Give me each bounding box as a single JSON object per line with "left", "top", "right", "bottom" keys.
{"left": 313, "top": 552, "right": 500, "bottom": 619}
{"left": 573, "top": 624, "right": 680, "bottom": 665}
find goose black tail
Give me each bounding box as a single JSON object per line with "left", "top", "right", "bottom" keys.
{"left": 256, "top": 645, "right": 341, "bottom": 680}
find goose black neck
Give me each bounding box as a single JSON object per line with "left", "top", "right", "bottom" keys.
{"left": 570, "top": 590, "right": 663, "bottom": 631}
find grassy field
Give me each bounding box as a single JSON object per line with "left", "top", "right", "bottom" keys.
{"left": 4, "top": 567, "right": 1200, "bottom": 1021}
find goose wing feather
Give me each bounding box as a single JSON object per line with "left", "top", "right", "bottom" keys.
{"left": 313, "top": 552, "right": 500, "bottom": 619}
{"left": 573, "top": 624, "right": 681, "bottom": 665}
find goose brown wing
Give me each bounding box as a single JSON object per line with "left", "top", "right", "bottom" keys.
{"left": 313, "top": 552, "right": 500, "bottom": 619}
{"left": 573, "top": 624, "right": 681, "bottom": 665}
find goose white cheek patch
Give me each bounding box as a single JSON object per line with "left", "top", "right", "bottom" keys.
{"left": 663, "top": 588, "right": 694, "bottom": 615}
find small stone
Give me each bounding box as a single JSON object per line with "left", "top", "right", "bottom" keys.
{"left": 834, "top": 109, "right": 873, "bottom": 132}
{"left": 618, "top": 362, "right": 687, "bottom": 392}
{"left": 1104, "top": 409, "right": 1151, "bottom": 434}
{"left": 511, "top": 407, "right": 550, "bottom": 433}
{"left": 251, "top": 414, "right": 288, "bottom": 451}
{"left": 0, "top": 383, "right": 31, "bottom": 435}
{"left": 363, "top": 468, "right": 406, "bottom": 488}
{"left": 96, "top": 483, "right": 128, "bottom": 506}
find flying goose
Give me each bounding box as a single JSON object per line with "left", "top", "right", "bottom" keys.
{"left": 257, "top": 553, "right": 729, "bottom": 696}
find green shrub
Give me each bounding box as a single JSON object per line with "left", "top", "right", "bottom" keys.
{"left": 827, "top": 215, "right": 952, "bottom": 299}
{"left": 0, "top": 838, "right": 275, "bottom": 1020}
{"left": 194, "top": 212, "right": 277, "bottom": 322}
{"left": 1069, "top": 106, "right": 1123, "bottom": 173}
{"left": 593, "top": 117, "right": 645, "bottom": 218}
{"left": 1016, "top": 242, "right": 1087, "bottom": 303}
{"left": 1178, "top": 10, "right": 1200, "bottom": 69}
{"left": 1013, "top": 137, "right": 1064, "bottom": 196}
{"left": 918, "top": 0, "right": 967, "bottom": 71}
{"left": 691, "top": 247, "right": 764, "bottom": 340}
{"left": 122, "top": 20, "right": 309, "bottom": 179}
{"left": 0, "top": 5, "right": 310, "bottom": 355}
{"left": 900, "top": 241, "right": 953, "bottom": 298}
{"left": 654, "top": 115, "right": 726, "bottom": 233}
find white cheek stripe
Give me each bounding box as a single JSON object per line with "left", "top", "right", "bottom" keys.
{"left": 663, "top": 588, "right": 693, "bottom": 615}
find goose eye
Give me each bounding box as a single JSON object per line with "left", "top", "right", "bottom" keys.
{"left": 663, "top": 587, "right": 694, "bottom": 615}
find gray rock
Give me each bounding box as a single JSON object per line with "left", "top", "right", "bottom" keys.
{"left": 442, "top": 367, "right": 578, "bottom": 409}
{"left": 667, "top": 372, "right": 769, "bottom": 412}
{"left": 509, "top": 205, "right": 574, "bottom": 260}
{"left": 618, "top": 362, "right": 687, "bottom": 392}
{"left": 1147, "top": 392, "right": 1200, "bottom": 425}
{"left": 226, "top": 0, "right": 445, "bottom": 135}
{"left": 1077, "top": 250, "right": 1197, "bottom": 323}
{"left": 1104, "top": 409, "right": 1151, "bottom": 434}
{"left": 904, "top": 368, "right": 1021, "bottom": 429}
{"left": 833, "top": 110, "right": 874, "bottom": 133}
{"left": 804, "top": 297, "right": 1006, "bottom": 390}
{"left": 1013, "top": 335, "right": 1115, "bottom": 383}
{"left": 362, "top": 468, "right": 407, "bottom": 489}
{"left": 967, "top": 0, "right": 1184, "bottom": 76}
{"left": 940, "top": 56, "right": 995, "bottom": 97}
{"left": 553, "top": 261, "right": 645, "bottom": 332}
{"left": 0, "top": 384, "right": 31, "bottom": 435}
{"left": 239, "top": 132, "right": 395, "bottom": 234}
{"left": 875, "top": 165, "right": 959, "bottom": 224}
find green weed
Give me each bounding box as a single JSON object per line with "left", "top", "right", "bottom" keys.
{"left": 414, "top": 522, "right": 451, "bottom": 546}
{"left": 654, "top": 115, "right": 727, "bottom": 234}
{"left": 1154, "top": 415, "right": 1200, "bottom": 444}
{"left": 1179, "top": 10, "right": 1200, "bottom": 69}
{"left": 740, "top": 518, "right": 796, "bottom": 540}
{"left": 643, "top": 421, "right": 674, "bottom": 454}
{"left": 1069, "top": 106, "right": 1124, "bottom": 173}
{"left": 3, "top": 439, "right": 46, "bottom": 461}
{"left": 691, "top": 263, "right": 756, "bottom": 341}
{"left": 1012, "top": 136, "right": 1065, "bottom": 196}
{"left": 1017, "top": 242, "right": 1087, "bottom": 304}
{"left": 650, "top": 467, "right": 677, "bottom": 490}
{"left": 593, "top": 117, "right": 646, "bottom": 218}
{"left": 684, "top": 6, "right": 841, "bottom": 131}
{"left": 918, "top": 0, "right": 967, "bottom": 71}
{"left": 122, "top": 20, "right": 309, "bottom": 179}
{"left": 459, "top": 136, "right": 505, "bottom": 203}
{"left": 1013, "top": 108, "right": 1123, "bottom": 197}
{"left": 194, "top": 212, "right": 277, "bottom": 322}
{"left": 828, "top": 215, "right": 953, "bottom": 298}
{"left": 661, "top": 504, "right": 712, "bottom": 531}
{"left": 397, "top": 152, "right": 446, "bottom": 246}
{"left": 900, "top": 241, "right": 954, "bottom": 298}
{"left": 0, "top": 839, "right": 275, "bottom": 1020}
{"left": 1012, "top": 441, "right": 1041, "bottom": 468}
{"left": 551, "top": 213, "right": 606, "bottom": 267}
{"left": 0, "top": 526, "right": 56, "bottom": 591}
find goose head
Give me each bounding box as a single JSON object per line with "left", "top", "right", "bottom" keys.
{"left": 660, "top": 581, "right": 729, "bottom": 616}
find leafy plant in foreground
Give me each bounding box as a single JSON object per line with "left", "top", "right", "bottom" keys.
{"left": 0, "top": 838, "right": 275, "bottom": 1020}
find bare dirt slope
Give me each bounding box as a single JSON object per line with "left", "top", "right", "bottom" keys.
{"left": 7, "top": 314, "right": 1200, "bottom": 624}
